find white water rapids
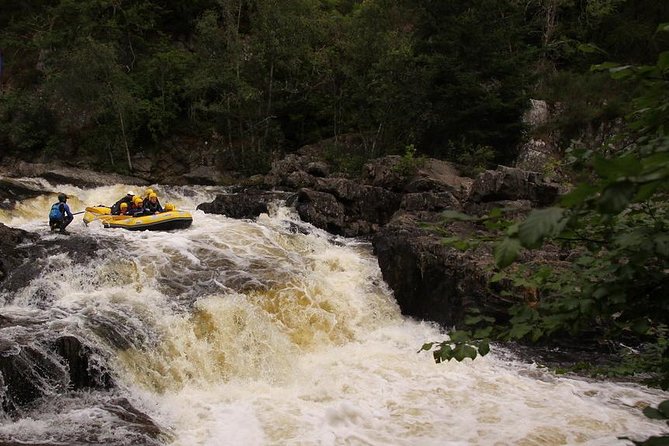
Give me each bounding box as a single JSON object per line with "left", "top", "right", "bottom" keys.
{"left": 0, "top": 180, "right": 667, "bottom": 445}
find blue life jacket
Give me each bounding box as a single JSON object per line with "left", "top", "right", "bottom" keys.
{"left": 49, "top": 202, "right": 64, "bottom": 220}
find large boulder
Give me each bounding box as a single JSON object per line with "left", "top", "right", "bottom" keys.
{"left": 0, "top": 312, "right": 112, "bottom": 413}
{"left": 294, "top": 189, "right": 346, "bottom": 234}
{"left": 0, "top": 224, "right": 39, "bottom": 287}
{"left": 197, "top": 189, "right": 294, "bottom": 219}
{"left": 372, "top": 221, "right": 511, "bottom": 326}
{"left": 0, "top": 178, "right": 48, "bottom": 210}
{"left": 294, "top": 178, "right": 402, "bottom": 237}
{"left": 469, "top": 165, "right": 559, "bottom": 206}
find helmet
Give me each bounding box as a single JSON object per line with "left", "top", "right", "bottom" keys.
{"left": 164, "top": 203, "right": 175, "bottom": 212}
{"left": 126, "top": 190, "right": 135, "bottom": 196}
{"left": 120, "top": 202, "right": 128, "bottom": 210}
{"left": 133, "top": 196, "right": 144, "bottom": 206}
{"left": 149, "top": 192, "right": 157, "bottom": 199}
{"left": 145, "top": 188, "right": 155, "bottom": 197}
{"left": 58, "top": 193, "right": 67, "bottom": 202}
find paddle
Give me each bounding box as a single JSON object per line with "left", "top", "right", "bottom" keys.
{"left": 72, "top": 211, "right": 86, "bottom": 215}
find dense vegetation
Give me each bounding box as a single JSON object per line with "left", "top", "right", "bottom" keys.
{"left": 1, "top": 0, "right": 666, "bottom": 174}
{"left": 430, "top": 28, "right": 669, "bottom": 402}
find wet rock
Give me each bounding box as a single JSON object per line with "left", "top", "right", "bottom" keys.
{"left": 54, "top": 336, "right": 113, "bottom": 390}
{"left": 0, "top": 178, "right": 47, "bottom": 210}
{"left": 197, "top": 189, "right": 293, "bottom": 219}
{"left": 295, "top": 189, "right": 346, "bottom": 234}
{"left": 294, "top": 179, "right": 401, "bottom": 237}
{"left": 103, "top": 397, "right": 163, "bottom": 439}
{"left": 0, "top": 231, "right": 105, "bottom": 296}
{"left": 0, "top": 313, "right": 112, "bottom": 414}
{"left": 0, "top": 160, "right": 148, "bottom": 188}
{"left": 373, "top": 223, "right": 513, "bottom": 326}
{"left": 0, "top": 394, "right": 165, "bottom": 445}
{"left": 0, "top": 223, "right": 39, "bottom": 288}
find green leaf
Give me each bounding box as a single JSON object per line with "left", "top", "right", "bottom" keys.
{"left": 491, "top": 271, "right": 505, "bottom": 283}
{"left": 593, "top": 155, "right": 642, "bottom": 180}
{"left": 659, "top": 52, "right": 669, "bottom": 72}
{"left": 477, "top": 340, "right": 490, "bottom": 356}
{"left": 591, "top": 62, "right": 620, "bottom": 71}
{"left": 418, "top": 342, "right": 434, "bottom": 353}
{"left": 449, "top": 330, "right": 471, "bottom": 343}
{"left": 464, "top": 315, "right": 483, "bottom": 325}
{"left": 506, "top": 223, "right": 519, "bottom": 237}
{"left": 577, "top": 43, "right": 605, "bottom": 54}
{"left": 597, "top": 181, "right": 634, "bottom": 214}
{"left": 636, "top": 182, "right": 661, "bottom": 201}
{"left": 436, "top": 344, "right": 453, "bottom": 363}
{"left": 631, "top": 318, "right": 650, "bottom": 335}
{"left": 579, "top": 299, "right": 594, "bottom": 314}
{"left": 518, "top": 207, "right": 566, "bottom": 248}
{"left": 643, "top": 406, "right": 668, "bottom": 420}
{"left": 474, "top": 326, "right": 493, "bottom": 339}
{"left": 453, "top": 344, "right": 477, "bottom": 362}
{"left": 561, "top": 183, "right": 599, "bottom": 207}
{"left": 495, "top": 237, "right": 521, "bottom": 268}
{"left": 508, "top": 323, "right": 532, "bottom": 340}
{"left": 657, "top": 23, "right": 669, "bottom": 33}
{"left": 609, "top": 65, "right": 633, "bottom": 79}
{"left": 658, "top": 400, "right": 669, "bottom": 417}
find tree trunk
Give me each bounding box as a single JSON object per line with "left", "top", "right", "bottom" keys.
{"left": 263, "top": 60, "right": 274, "bottom": 145}
{"left": 118, "top": 110, "right": 133, "bottom": 171}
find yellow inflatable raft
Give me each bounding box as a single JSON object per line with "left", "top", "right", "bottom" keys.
{"left": 83, "top": 206, "right": 193, "bottom": 231}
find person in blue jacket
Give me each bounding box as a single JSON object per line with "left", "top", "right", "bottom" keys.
{"left": 49, "top": 193, "right": 74, "bottom": 234}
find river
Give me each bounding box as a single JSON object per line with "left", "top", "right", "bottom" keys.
{"left": 0, "top": 180, "right": 667, "bottom": 445}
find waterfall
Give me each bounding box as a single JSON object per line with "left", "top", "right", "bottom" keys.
{"left": 0, "top": 180, "right": 667, "bottom": 445}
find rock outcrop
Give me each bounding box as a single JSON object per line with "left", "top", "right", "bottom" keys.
{"left": 0, "top": 160, "right": 149, "bottom": 188}
{"left": 197, "top": 144, "right": 561, "bottom": 327}
{"left": 0, "top": 178, "right": 47, "bottom": 210}
{"left": 0, "top": 311, "right": 113, "bottom": 413}
{"left": 197, "top": 189, "right": 294, "bottom": 219}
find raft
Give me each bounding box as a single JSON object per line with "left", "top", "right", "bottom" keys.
{"left": 83, "top": 206, "right": 193, "bottom": 231}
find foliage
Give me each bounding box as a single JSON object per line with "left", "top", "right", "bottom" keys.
{"left": 393, "top": 144, "right": 425, "bottom": 177}
{"left": 419, "top": 310, "right": 493, "bottom": 363}
{"left": 474, "top": 41, "right": 669, "bottom": 385}
{"left": 621, "top": 399, "right": 669, "bottom": 445}
{"left": 445, "top": 139, "right": 495, "bottom": 177}
{"left": 0, "top": 0, "right": 666, "bottom": 176}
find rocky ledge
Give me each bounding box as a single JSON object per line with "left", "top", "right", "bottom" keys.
{"left": 198, "top": 146, "right": 561, "bottom": 328}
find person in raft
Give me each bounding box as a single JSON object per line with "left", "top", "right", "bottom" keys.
{"left": 144, "top": 192, "right": 163, "bottom": 214}
{"left": 110, "top": 191, "right": 135, "bottom": 215}
{"left": 127, "top": 196, "right": 147, "bottom": 217}
{"left": 119, "top": 202, "right": 129, "bottom": 215}
{"left": 49, "top": 193, "right": 74, "bottom": 234}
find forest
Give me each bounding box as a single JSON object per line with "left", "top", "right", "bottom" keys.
{"left": 1, "top": 0, "right": 667, "bottom": 174}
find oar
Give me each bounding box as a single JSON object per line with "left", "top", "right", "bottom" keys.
{"left": 72, "top": 211, "right": 86, "bottom": 215}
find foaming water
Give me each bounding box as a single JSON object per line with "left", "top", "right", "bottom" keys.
{"left": 0, "top": 178, "right": 667, "bottom": 445}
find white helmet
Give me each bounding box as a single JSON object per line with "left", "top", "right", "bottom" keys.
{"left": 126, "top": 190, "right": 135, "bottom": 196}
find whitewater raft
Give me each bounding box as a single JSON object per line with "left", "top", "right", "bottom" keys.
{"left": 83, "top": 206, "right": 193, "bottom": 231}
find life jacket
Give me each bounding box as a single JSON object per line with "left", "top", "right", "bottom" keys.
{"left": 49, "top": 202, "right": 64, "bottom": 220}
